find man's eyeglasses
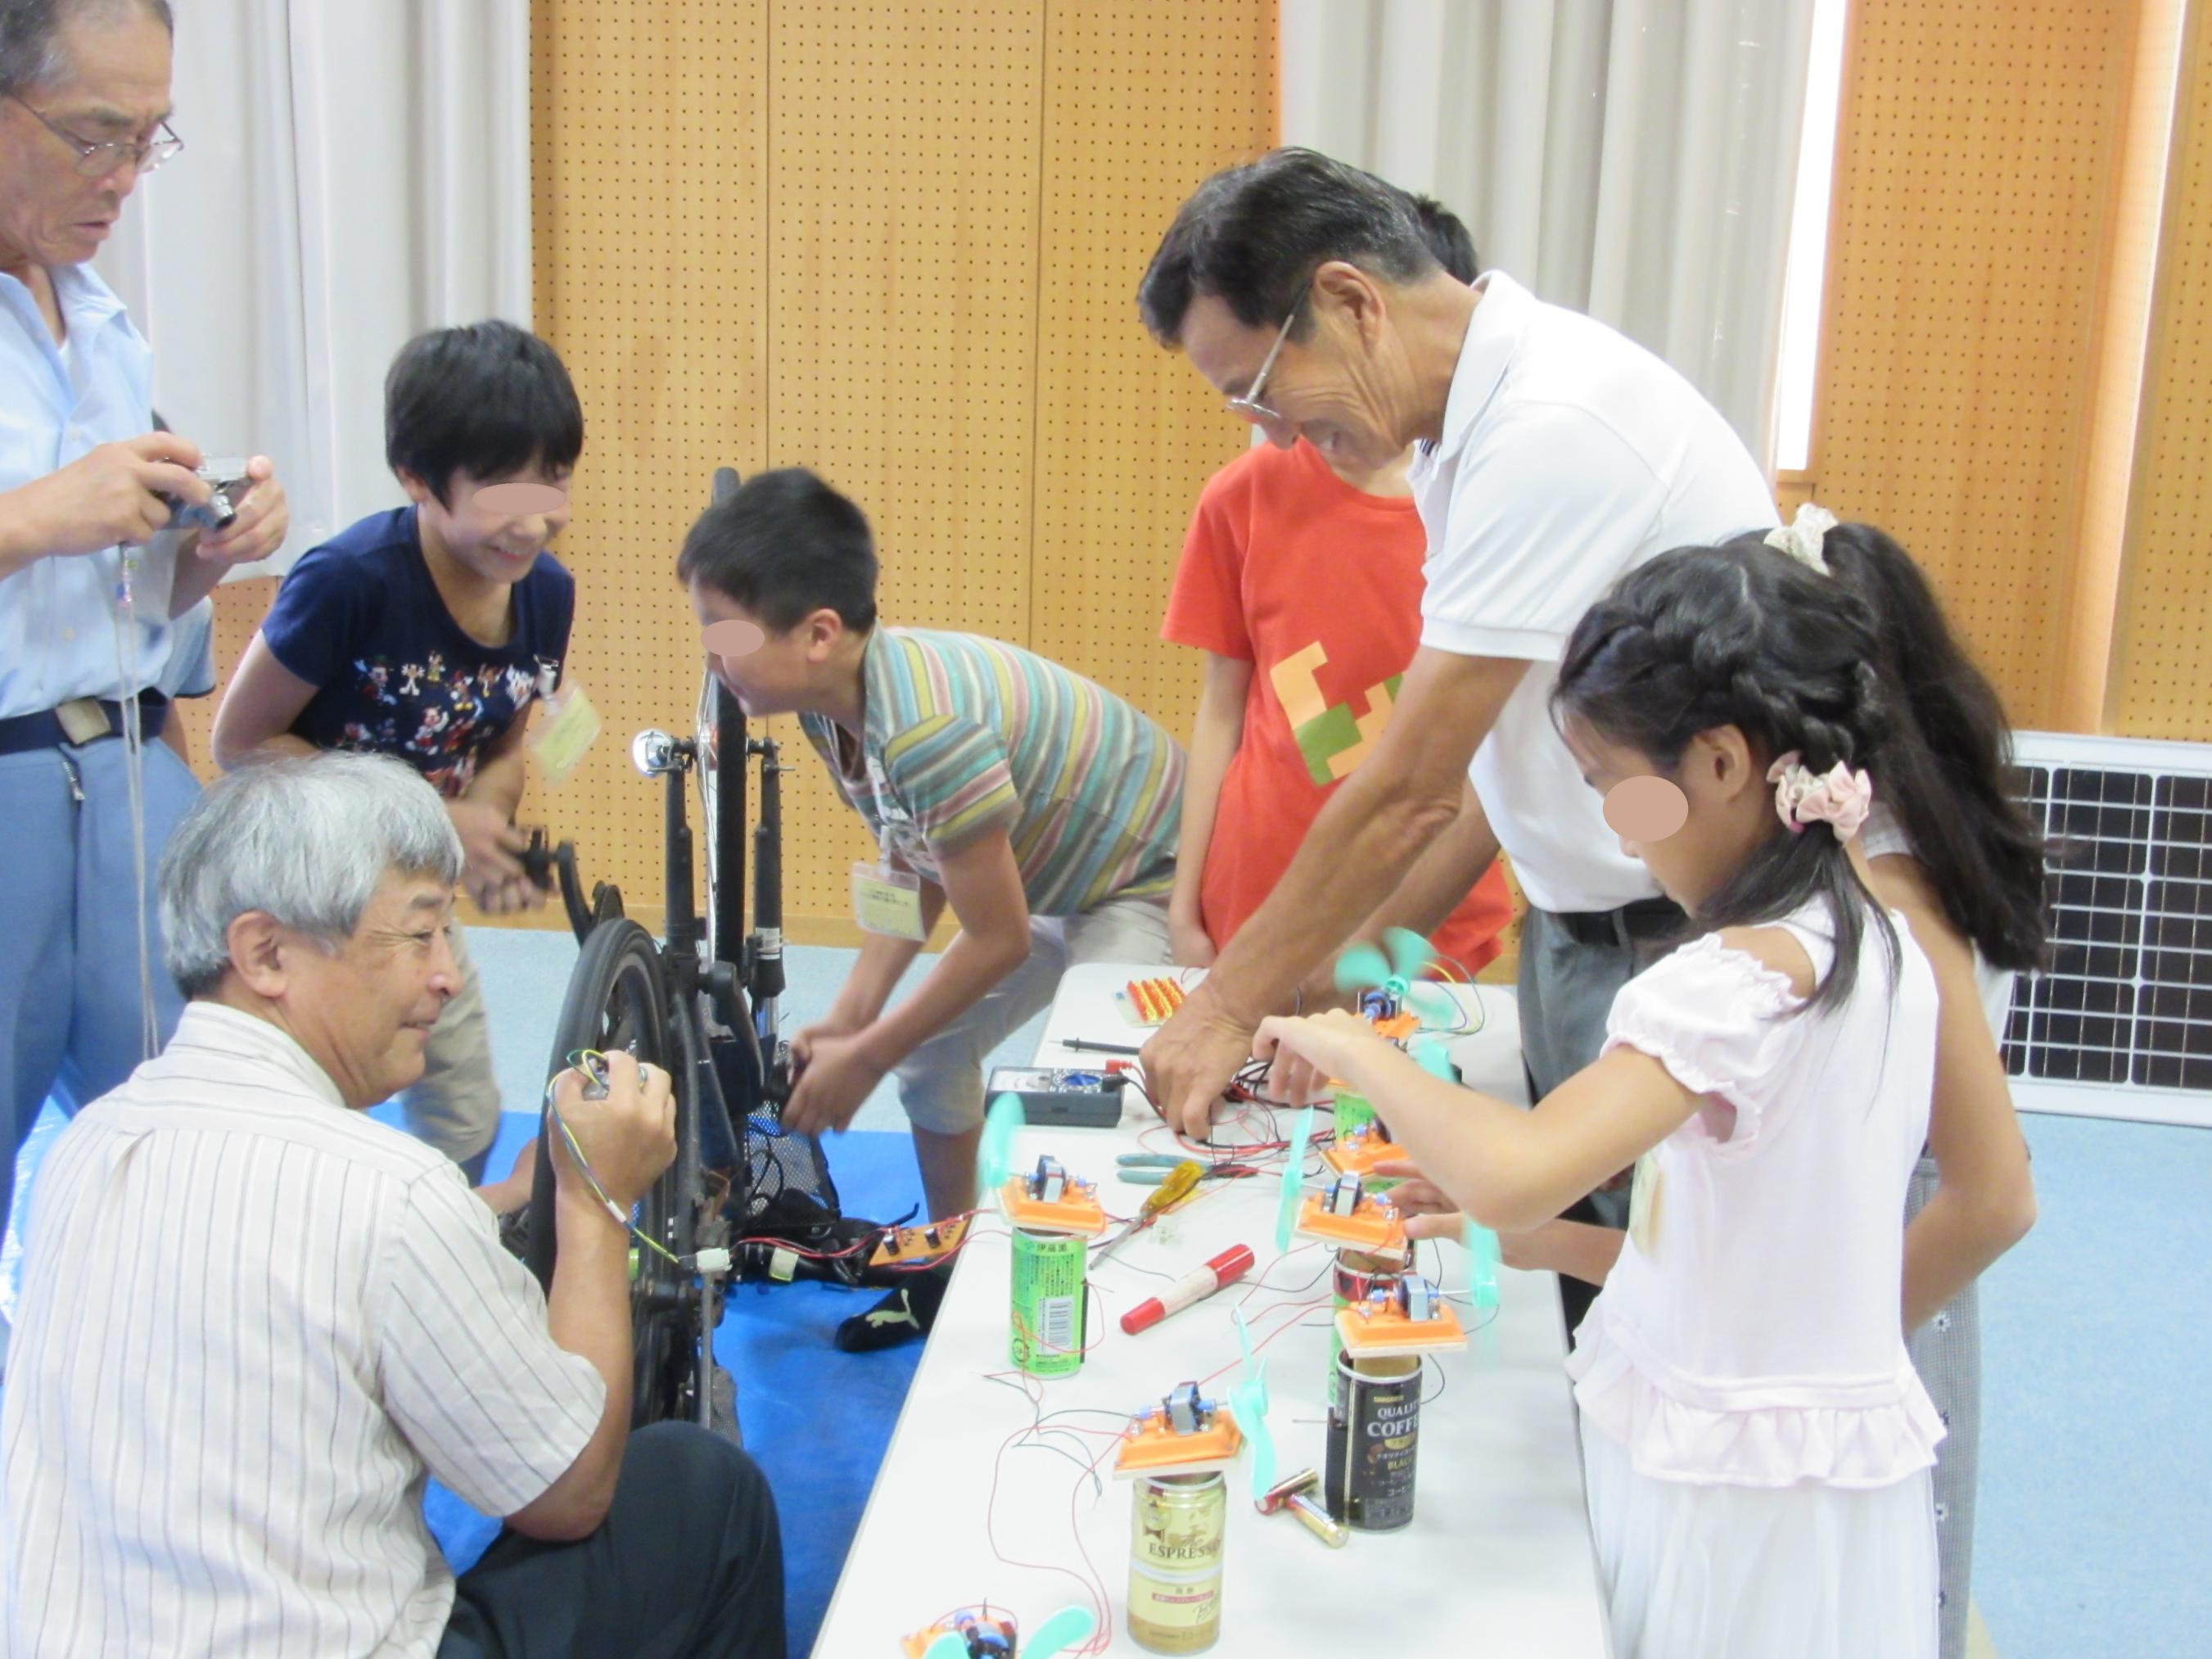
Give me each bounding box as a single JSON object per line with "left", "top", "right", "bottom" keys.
{"left": 1224, "top": 290, "right": 1307, "bottom": 426}
{"left": 9, "top": 95, "right": 183, "bottom": 179}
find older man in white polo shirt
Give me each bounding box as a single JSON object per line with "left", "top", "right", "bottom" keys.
{"left": 1135, "top": 150, "right": 1776, "bottom": 1321}
{"left": 0, "top": 753, "right": 783, "bottom": 1659}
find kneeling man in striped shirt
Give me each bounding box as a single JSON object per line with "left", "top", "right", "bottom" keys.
{"left": 0, "top": 753, "right": 784, "bottom": 1659}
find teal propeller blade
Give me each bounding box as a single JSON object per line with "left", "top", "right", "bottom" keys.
{"left": 1274, "top": 1105, "right": 1315, "bottom": 1252}
{"left": 1464, "top": 1214, "right": 1501, "bottom": 1311}
{"left": 1464, "top": 1213, "right": 1503, "bottom": 1363}
{"left": 1410, "top": 1036, "right": 1457, "bottom": 1081}
{"left": 1406, "top": 979, "right": 1463, "bottom": 1026}
{"left": 1382, "top": 925, "right": 1436, "bottom": 983}
{"left": 1332, "top": 942, "right": 1393, "bottom": 996}
{"left": 1027, "top": 1605, "right": 1099, "bottom": 1659}
{"left": 1227, "top": 1306, "right": 1275, "bottom": 1503}
{"left": 979, "top": 1093, "right": 1025, "bottom": 1194}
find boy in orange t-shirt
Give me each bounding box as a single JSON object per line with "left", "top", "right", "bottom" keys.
{"left": 1161, "top": 196, "right": 1512, "bottom": 982}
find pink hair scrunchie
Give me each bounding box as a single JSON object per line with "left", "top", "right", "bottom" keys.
{"left": 1766, "top": 751, "right": 1874, "bottom": 842}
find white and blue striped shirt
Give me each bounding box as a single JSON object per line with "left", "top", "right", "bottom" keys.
{"left": 0, "top": 1002, "right": 604, "bottom": 1658}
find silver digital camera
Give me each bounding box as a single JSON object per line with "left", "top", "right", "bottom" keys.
{"left": 165, "top": 458, "right": 252, "bottom": 533}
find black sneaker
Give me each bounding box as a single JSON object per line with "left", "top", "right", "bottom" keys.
{"left": 834, "top": 1268, "right": 950, "bottom": 1352}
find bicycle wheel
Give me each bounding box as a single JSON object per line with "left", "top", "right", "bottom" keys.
{"left": 526, "top": 916, "right": 694, "bottom": 1427}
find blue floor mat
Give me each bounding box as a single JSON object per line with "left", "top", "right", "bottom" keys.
{"left": 418, "top": 1119, "right": 924, "bottom": 1659}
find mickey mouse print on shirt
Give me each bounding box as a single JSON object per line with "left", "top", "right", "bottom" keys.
{"left": 260, "top": 504, "right": 577, "bottom": 801}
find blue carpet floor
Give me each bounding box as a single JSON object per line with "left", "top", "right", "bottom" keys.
{"left": 8, "top": 924, "right": 2210, "bottom": 1659}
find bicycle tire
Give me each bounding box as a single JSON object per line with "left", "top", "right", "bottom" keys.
{"left": 525, "top": 916, "right": 694, "bottom": 1427}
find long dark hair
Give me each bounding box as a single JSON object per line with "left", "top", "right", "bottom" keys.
{"left": 1815, "top": 522, "right": 2051, "bottom": 971}
{"left": 1553, "top": 543, "right": 1897, "bottom": 1018}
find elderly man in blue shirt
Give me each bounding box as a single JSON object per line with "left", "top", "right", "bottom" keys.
{"left": 0, "top": 0, "right": 289, "bottom": 1290}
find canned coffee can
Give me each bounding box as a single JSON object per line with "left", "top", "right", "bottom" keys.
{"left": 1324, "top": 1349, "right": 1423, "bottom": 1531}
{"left": 1127, "top": 1469, "right": 1226, "bottom": 1654}
{"left": 1324, "top": 1247, "right": 1406, "bottom": 1409}
{"left": 1009, "top": 1225, "right": 1088, "bottom": 1377}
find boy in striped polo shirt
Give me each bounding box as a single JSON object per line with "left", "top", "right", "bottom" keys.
{"left": 680, "top": 470, "right": 1182, "bottom": 1340}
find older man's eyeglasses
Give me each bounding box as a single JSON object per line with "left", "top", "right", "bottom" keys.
{"left": 1224, "top": 291, "right": 1307, "bottom": 426}
{"left": 9, "top": 95, "right": 183, "bottom": 179}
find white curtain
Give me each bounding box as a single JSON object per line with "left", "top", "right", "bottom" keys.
{"left": 94, "top": 0, "right": 532, "bottom": 575}
{"left": 1281, "top": 0, "right": 1815, "bottom": 467}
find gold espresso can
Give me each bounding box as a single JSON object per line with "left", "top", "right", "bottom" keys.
{"left": 1127, "top": 1469, "right": 1226, "bottom": 1653}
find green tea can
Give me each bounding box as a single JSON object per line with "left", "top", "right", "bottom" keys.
{"left": 1009, "top": 1225, "right": 1087, "bottom": 1377}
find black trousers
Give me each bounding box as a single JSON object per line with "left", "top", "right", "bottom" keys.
{"left": 440, "top": 1423, "right": 785, "bottom": 1659}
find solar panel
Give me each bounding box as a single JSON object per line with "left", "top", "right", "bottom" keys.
{"left": 2006, "top": 732, "right": 2212, "bottom": 1128}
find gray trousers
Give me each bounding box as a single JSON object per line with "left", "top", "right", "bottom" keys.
{"left": 892, "top": 891, "right": 1171, "bottom": 1133}
{"left": 1515, "top": 902, "right": 1684, "bottom": 1327}
{"left": 1905, "top": 1155, "right": 1978, "bottom": 1659}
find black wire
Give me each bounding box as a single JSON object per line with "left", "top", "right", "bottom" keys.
{"left": 1012, "top": 1435, "right": 1108, "bottom": 1483}
{"left": 1420, "top": 1353, "right": 1449, "bottom": 1406}
{"left": 979, "top": 1375, "right": 1129, "bottom": 1498}
{"left": 1106, "top": 1257, "right": 1177, "bottom": 1282}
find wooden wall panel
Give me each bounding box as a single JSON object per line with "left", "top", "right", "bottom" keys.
{"left": 526, "top": 0, "right": 1274, "bottom": 937}
{"left": 1031, "top": 0, "right": 1279, "bottom": 739}
{"left": 1814, "top": 1, "right": 2138, "bottom": 730}
{"left": 169, "top": 577, "right": 274, "bottom": 778}
{"left": 526, "top": 0, "right": 770, "bottom": 928}
{"left": 761, "top": 0, "right": 1048, "bottom": 925}
{"left": 2110, "top": 0, "right": 2212, "bottom": 741}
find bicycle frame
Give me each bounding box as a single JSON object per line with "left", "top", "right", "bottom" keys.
{"left": 520, "top": 467, "right": 815, "bottom": 1436}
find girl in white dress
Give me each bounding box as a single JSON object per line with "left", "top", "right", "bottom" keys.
{"left": 1256, "top": 540, "right": 1943, "bottom": 1659}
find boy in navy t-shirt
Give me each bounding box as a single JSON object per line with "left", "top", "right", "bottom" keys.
{"left": 212, "top": 321, "right": 582, "bottom": 1178}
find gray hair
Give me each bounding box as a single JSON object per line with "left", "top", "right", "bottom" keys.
{"left": 160, "top": 752, "right": 463, "bottom": 998}
{"left": 0, "top": 0, "right": 174, "bottom": 100}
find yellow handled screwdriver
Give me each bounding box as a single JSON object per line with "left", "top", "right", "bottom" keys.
{"left": 1095, "top": 1158, "right": 1205, "bottom": 1262}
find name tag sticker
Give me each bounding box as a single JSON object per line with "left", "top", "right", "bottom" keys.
{"left": 853, "top": 861, "right": 927, "bottom": 940}
{"left": 531, "top": 681, "right": 601, "bottom": 786}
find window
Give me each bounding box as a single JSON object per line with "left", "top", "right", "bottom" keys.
{"left": 1770, "top": 0, "right": 1849, "bottom": 475}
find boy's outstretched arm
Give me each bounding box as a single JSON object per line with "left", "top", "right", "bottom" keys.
{"left": 783, "top": 829, "right": 1032, "bottom": 1136}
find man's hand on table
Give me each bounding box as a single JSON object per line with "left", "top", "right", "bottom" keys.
{"left": 1139, "top": 983, "right": 1261, "bottom": 1139}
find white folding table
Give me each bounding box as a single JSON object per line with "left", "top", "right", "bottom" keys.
{"left": 810, "top": 965, "right": 1613, "bottom": 1657}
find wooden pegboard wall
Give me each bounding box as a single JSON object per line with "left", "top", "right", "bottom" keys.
{"left": 531, "top": 0, "right": 1274, "bottom": 934}
{"left": 2110, "top": 0, "right": 2212, "bottom": 742}
{"left": 761, "top": 0, "right": 1048, "bottom": 925}
{"left": 1030, "top": 0, "right": 1281, "bottom": 745}
{"left": 526, "top": 0, "right": 770, "bottom": 927}
{"left": 1814, "top": 0, "right": 2138, "bottom": 731}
